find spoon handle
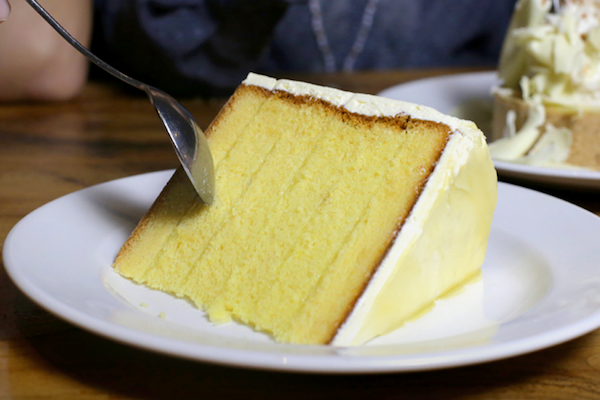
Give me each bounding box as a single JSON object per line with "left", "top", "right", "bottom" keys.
{"left": 24, "top": 0, "right": 147, "bottom": 91}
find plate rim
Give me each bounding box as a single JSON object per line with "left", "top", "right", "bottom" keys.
{"left": 4, "top": 170, "right": 600, "bottom": 374}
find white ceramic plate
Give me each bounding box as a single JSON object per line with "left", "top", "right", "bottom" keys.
{"left": 4, "top": 170, "right": 600, "bottom": 373}
{"left": 379, "top": 71, "right": 600, "bottom": 190}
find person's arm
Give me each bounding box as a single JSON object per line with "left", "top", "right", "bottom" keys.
{"left": 0, "top": 0, "right": 93, "bottom": 101}
{"left": 0, "top": 0, "right": 10, "bottom": 22}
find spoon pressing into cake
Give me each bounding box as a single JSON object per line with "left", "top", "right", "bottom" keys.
{"left": 24, "top": 0, "right": 215, "bottom": 205}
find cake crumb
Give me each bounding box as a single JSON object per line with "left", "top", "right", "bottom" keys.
{"left": 140, "top": 302, "right": 149, "bottom": 308}
{"left": 158, "top": 311, "right": 167, "bottom": 320}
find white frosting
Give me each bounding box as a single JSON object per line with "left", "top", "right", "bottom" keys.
{"left": 244, "top": 73, "right": 498, "bottom": 346}
{"left": 490, "top": 101, "right": 547, "bottom": 160}
{"left": 492, "top": 0, "right": 599, "bottom": 168}
{"left": 244, "top": 73, "right": 483, "bottom": 139}
{"left": 499, "top": 0, "right": 600, "bottom": 110}
{"left": 489, "top": 97, "right": 575, "bottom": 166}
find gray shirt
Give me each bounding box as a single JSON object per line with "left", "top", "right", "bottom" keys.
{"left": 93, "top": 0, "right": 517, "bottom": 96}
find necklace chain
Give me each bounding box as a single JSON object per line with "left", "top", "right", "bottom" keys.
{"left": 309, "top": 0, "right": 380, "bottom": 73}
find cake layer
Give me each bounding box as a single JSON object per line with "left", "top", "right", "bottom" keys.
{"left": 114, "top": 74, "right": 497, "bottom": 346}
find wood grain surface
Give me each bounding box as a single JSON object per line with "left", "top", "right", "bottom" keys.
{"left": 2, "top": 67, "right": 600, "bottom": 399}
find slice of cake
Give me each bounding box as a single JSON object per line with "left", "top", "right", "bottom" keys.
{"left": 114, "top": 73, "right": 497, "bottom": 346}
{"left": 490, "top": 0, "right": 600, "bottom": 169}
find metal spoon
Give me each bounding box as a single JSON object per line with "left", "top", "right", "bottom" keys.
{"left": 25, "top": 0, "right": 215, "bottom": 205}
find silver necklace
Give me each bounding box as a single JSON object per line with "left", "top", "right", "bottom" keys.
{"left": 309, "top": 0, "right": 380, "bottom": 73}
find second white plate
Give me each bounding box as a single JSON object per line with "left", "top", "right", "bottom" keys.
{"left": 379, "top": 71, "right": 600, "bottom": 190}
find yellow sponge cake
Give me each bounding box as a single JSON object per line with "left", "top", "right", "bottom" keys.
{"left": 114, "top": 73, "right": 497, "bottom": 346}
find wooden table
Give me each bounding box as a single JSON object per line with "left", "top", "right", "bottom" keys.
{"left": 2, "top": 67, "right": 600, "bottom": 399}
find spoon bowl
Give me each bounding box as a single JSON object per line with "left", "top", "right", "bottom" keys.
{"left": 25, "top": 0, "right": 215, "bottom": 205}
{"left": 146, "top": 87, "right": 215, "bottom": 203}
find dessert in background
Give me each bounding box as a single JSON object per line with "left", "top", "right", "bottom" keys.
{"left": 491, "top": 0, "right": 600, "bottom": 169}
{"left": 113, "top": 74, "right": 497, "bottom": 346}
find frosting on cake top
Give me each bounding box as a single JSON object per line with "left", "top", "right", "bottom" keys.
{"left": 243, "top": 73, "right": 483, "bottom": 141}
